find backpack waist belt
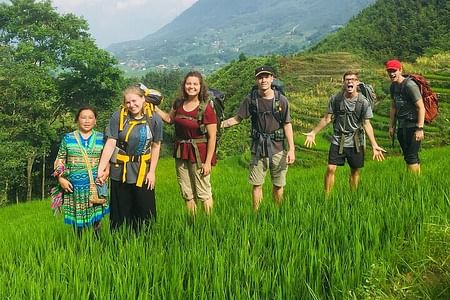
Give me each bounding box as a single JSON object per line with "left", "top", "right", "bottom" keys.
{"left": 176, "top": 137, "right": 208, "bottom": 168}
{"left": 116, "top": 153, "right": 152, "bottom": 187}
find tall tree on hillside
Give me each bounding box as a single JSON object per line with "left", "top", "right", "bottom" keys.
{"left": 0, "top": 0, "right": 123, "bottom": 202}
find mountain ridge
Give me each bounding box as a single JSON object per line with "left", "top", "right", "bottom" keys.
{"left": 108, "top": 0, "right": 376, "bottom": 72}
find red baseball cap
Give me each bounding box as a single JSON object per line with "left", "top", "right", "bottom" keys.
{"left": 385, "top": 59, "right": 402, "bottom": 71}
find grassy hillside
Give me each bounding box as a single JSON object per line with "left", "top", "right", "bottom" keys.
{"left": 207, "top": 51, "right": 450, "bottom": 165}
{"left": 1, "top": 147, "right": 449, "bottom": 298}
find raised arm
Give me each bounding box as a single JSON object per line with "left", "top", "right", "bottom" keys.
{"left": 154, "top": 106, "right": 176, "bottom": 124}
{"left": 303, "top": 113, "right": 333, "bottom": 148}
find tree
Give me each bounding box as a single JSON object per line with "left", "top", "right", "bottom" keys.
{"left": 0, "top": 0, "right": 124, "bottom": 202}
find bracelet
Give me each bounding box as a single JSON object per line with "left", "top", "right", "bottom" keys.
{"left": 415, "top": 126, "right": 424, "bottom": 131}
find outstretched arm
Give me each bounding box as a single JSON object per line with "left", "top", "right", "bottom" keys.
{"left": 362, "top": 119, "right": 386, "bottom": 161}
{"left": 303, "top": 113, "right": 333, "bottom": 148}
{"left": 221, "top": 116, "right": 242, "bottom": 128}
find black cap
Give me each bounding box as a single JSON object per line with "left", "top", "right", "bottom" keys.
{"left": 255, "top": 65, "right": 274, "bottom": 77}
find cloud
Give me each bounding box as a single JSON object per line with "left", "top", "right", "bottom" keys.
{"left": 115, "top": 0, "right": 149, "bottom": 11}
{"left": 51, "top": 0, "right": 198, "bottom": 47}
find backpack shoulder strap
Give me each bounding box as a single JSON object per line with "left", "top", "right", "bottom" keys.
{"left": 197, "top": 100, "right": 209, "bottom": 124}
{"left": 249, "top": 89, "right": 259, "bottom": 131}
{"left": 333, "top": 91, "right": 346, "bottom": 114}
{"left": 273, "top": 90, "right": 284, "bottom": 127}
{"left": 355, "top": 93, "right": 366, "bottom": 122}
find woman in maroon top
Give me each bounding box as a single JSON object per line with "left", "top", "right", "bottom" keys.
{"left": 155, "top": 71, "right": 217, "bottom": 215}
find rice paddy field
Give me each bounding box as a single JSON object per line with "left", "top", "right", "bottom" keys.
{"left": 1, "top": 146, "right": 449, "bottom": 299}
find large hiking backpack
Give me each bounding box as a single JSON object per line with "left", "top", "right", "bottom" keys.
{"left": 333, "top": 83, "right": 376, "bottom": 154}
{"left": 206, "top": 88, "right": 226, "bottom": 139}
{"left": 137, "top": 83, "right": 163, "bottom": 105}
{"left": 358, "top": 82, "right": 376, "bottom": 111}
{"left": 334, "top": 82, "right": 376, "bottom": 122}
{"left": 174, "top": 88, "right": 226, "bottom": 137}
{"left": 249, "top": 80, "right": 286, "bottom": 128}
{"left": 248, "top": 81, "right": 287, "bottom": 164}
{"left": 403, "top": 74, "right": 439, "bottom": 123}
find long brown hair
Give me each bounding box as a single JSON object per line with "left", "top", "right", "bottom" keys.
{"left": 179, "top": 71, "right": 209, "bottom": 104}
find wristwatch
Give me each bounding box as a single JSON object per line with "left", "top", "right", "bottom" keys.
{"left": 415, "top": 126, "right": 424, "bottom": 131}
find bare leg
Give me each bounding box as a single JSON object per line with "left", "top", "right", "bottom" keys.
{"left": 349, "top": 168, "right": 360, "bottom": 191}
{"left": 252, "top": 185, "right": 263, "bottom": 211}
{"left": 272, "top": 185, "right": 283, "bottom": 206}
{"left": 324, "top": 164, "right": 337, "bottom": 197}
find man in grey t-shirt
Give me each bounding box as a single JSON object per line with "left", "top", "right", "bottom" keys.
{"left": 386, "top": 59, "right": 425, "bottom": 174}
{"left": 304, "top": 70, "right": 385, "bottom": 196}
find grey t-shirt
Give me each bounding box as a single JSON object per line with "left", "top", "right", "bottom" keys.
{"left": 390, "top": 78, "right": 422, "bottom": 128}
{"left": 105, "top": 111, "right": 163, "bottom": 183}
{"left": 237, "top": 93, "right": 291, "bottom": 156}
{"left": 328, "top": 93, "right": 373, "bottom": 147}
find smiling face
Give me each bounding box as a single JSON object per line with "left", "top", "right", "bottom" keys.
{"left": 387, "top": 68, "right": 401, "bottom": 83}
{"left": 184, "top": 76, "right": 201, "bottom": 99}
{"left": 124, "top": 92, "right": 145, "bottom": 117}
{"left": 256, "top": 73, "right": 274, "bottom": 92}
{"left": 77, "top": 109, "right": 96, "bottom": 134}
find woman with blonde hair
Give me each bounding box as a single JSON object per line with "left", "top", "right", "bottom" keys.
{"left": 97, "top": 85, "right": 163, "bottom": 232}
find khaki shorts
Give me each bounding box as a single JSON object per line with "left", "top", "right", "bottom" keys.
{"left": 175, "top": 159, "right": 212, "bottom": 201}
{"left": 249, "top": 151, "right": 288, "bottom": 187}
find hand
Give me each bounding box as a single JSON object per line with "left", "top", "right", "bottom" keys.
{"left": 286, "top": 149, "right": 295, "bottom": 165}
{"left": 58, "top": 177, "right": 73, "bottom": 193}
{"left": 372, "top": 145, "right": 387, "bottom": 161}
{"left": 145, "top": 171, "right": 156, "bottom": 190}
{"left": 303, "top": 132, "right": 316, "bottom": 148}
{"left": 96, "top": 169, "right": 106, "bottom": 184}
{"left": 415, "top": 129, "right": 424, "bottom": 141}
{"left": 388, "top": 127, "right": 395, "bottom": 139}
{"left": 201, "top": 162, "right": 212, "bottom": 176}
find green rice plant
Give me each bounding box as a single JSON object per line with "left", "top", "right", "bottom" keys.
{"left": 0, "top": 147, "right": 449, "bottom": 299}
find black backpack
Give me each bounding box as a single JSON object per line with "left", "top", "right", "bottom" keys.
{"left": 334, "top": 82, "right": 376, "bottom": 121}
{"left": 249, "top": 80, "right": 287, "bottom": 130}
{"left": 332, "top": 83, "right": 376, "bottom": 154}
{"left": 174, "top": 88, "right": 226, "bottom": 138}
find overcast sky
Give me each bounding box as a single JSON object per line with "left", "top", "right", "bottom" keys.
{"left": 51, "top": 0, "right": 198, "bottom": 48}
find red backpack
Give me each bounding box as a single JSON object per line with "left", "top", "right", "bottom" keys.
{"left": 405, "top": 74, "right": 439, "bottom": 123}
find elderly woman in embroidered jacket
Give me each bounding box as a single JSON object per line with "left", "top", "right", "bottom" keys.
{"left": 54, "top": 106, "right": 109, "bottom": 234}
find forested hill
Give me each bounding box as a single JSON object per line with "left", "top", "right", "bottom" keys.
{"left": 310, "top": 0, "right": 450, "bottom": 62}
{"left": 108, "top": 0, "right": 375, "bottom": 72}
